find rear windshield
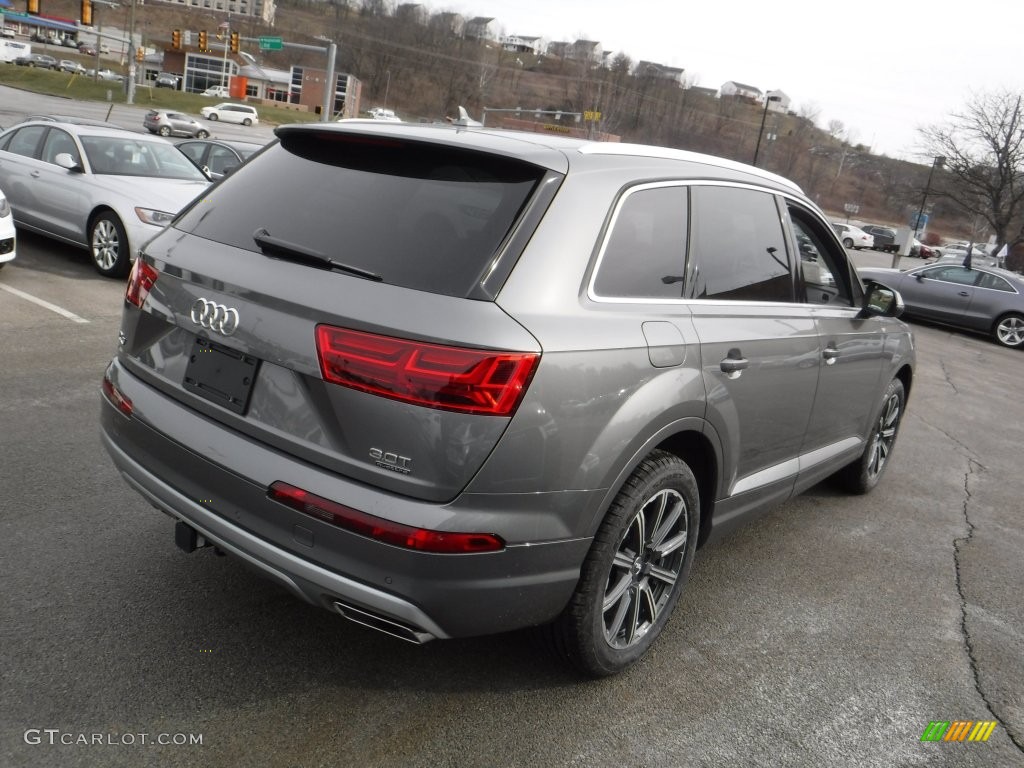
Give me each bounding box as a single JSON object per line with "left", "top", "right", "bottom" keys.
{"left": 173, "top": 131, "right": 545, "bottom": 297}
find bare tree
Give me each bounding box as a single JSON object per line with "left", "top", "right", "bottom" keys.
{"left": 919, "top": 90, "right": 1024, "bottom": 253}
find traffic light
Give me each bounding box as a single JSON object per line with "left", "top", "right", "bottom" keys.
{"left": 27, "top": 0, "right": 40, "bottom": 14}
{"left": 80, "top": 0, "right": 93, "bottom": 26}
{"left": 198, "top": 30, "right": 208, "bottom": 52}
{"left": 229, "top": 31, "right": 239, "bottom": 54}
{"left": 171, "top": 29, "right": 181, "bottom": 49}
{"left": 135, "top": 45, "right": 144, "bottom": 62}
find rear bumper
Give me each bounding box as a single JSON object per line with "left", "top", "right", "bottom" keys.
{"left": 100, "top": 360, "right": 591, "bottom": 639}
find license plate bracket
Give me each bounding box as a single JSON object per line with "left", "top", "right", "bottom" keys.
{"left": 183, "top": 337, "right": 259, "bottom": 415}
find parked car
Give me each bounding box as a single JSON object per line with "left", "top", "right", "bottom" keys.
{"left": 936, "top": 242, "right": 993, "bottom": 262}
{"left": 0, "top": 120, "right": 209, "bottom": 277}
{"left": 860, "top": 224, "right": 899, "bottom": 253}
{"left": 57, "top": 59, "right": 87, "bottom": 74}
{"left": 175, "top": 138, "right": 263, "bottom": 180}
{"left": 14, "top": 114, "right": 120, "bottom": 128}
{"left": 200, "top": 85, "right": 229, "bottom": 98}
{"left": 29, "top": 33, "right": 50, "bottom": 44}
{"left": 154, "top": 72, "right": 179, "bottom": 89}
{"left": 15, "top": 53, "right": 57, "bottom": 69}
{"left": 0, "top": 184, "right": 15, "bottom": 270}
{"left": 143, "top": 110, "right": 210, "bottom": 139}
{"left": 87, "top": 67, "right": 124, "bottom": 82}
{"left": 100, "top": 122, "right": 914, "bottom": 676}
{"left": 77, "top": 42, "right": 97, "bottom": 56}
{"left": 858, "top": 262, "right": 1024, "bottom": 347}
{"left": 831, "top": 222, "right": 874, "bottom": 250}
{"left": 199, "top": 102, "right": 259, "bottom": 126}
{"left": 60, "top": 37, "right": 79, "bottom": 48}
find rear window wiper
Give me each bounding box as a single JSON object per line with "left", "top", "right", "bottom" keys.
{"left": 253, "top": 228, "right": 382, "bottom": 282}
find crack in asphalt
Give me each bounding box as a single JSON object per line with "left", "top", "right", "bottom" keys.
{"left": 909, "top": 413, "right": 983, "bottom": 464}
{"left": 939, "top": 360, "right": 960, "bottom": 395}
{"left": 953, "top": 460, "right": 1024, "bottom": 753}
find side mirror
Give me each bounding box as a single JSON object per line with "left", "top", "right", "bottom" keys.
{"left": 55, "top": 152, "right": 83, "bottom": 172}
{"left": 861, "top": 282, "right": 904, "bottom": 318}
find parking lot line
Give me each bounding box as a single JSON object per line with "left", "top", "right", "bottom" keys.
{"left": 0, "top": 283, "right": 91, "bottom": 324}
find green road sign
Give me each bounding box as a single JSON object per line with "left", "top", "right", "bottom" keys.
{"left": 259, "top": 36, "right": 283, "bottom": 51}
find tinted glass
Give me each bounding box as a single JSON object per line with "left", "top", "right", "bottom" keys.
{"left": 689, "top": 186, "right": 792, "bottom": 302}
{"left": 173, "top": 132, "right": 545, "bottom": 298}
{"left": 6, "top": 126, "right": 46, "bottom": 158}
{"left": 921, "top": 266, "right": 980, "bottom": 286}
{"left": 592, "top": 185, "right": 688, "bottom": 299}
{"left": 975, "top": 272, "right": 1014, "bottom": 292}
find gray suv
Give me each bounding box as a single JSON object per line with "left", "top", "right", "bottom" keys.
{"left": 101, "top": 124, "right": 914, "bottom": 676}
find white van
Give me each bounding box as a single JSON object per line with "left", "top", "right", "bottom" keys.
{"left": 0, "top": 39, "right": 31, "bottom": 63}
{"left": 199, "top": 102, "right": 259, "bottom": 126}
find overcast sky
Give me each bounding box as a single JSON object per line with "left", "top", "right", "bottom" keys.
{"left": 434, "top": 0, "right": 1021, "bottom": 163}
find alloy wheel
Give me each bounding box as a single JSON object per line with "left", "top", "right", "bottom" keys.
{"left": 603, "top": 488, "right": 689, "bottom": 649}
{"left": 92, "top": 219, "right": 120, "bottom": 271}
{"left": 865, "top": 390, "right": 901, "bottom": 481}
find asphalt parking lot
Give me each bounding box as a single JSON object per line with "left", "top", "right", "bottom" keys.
{"left": 1, "top": 231, "right": 1021, "bottom": 768}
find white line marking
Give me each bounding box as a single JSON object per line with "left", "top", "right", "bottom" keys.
{"left": 0, "top": 283, "right": 90, "bottom": 323}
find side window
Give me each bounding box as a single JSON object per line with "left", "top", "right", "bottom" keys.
{"left": 923, "top": 266, "right": 980, "bottom": 286}
{"left": 688, "top": 186, "right": 792, "bottom": 302}
{"left": 591, "top": 184, "right": 688, "bottom": 300}
{"left": 788, "top": 207, "right": 855, "bottom": 307}
{"left": 207, "top": 146, "right": 239, "bottom": 175}
{"left": 6, "top": 126, "right": 47, "bottom": 159}
{"left": 177, "top": 143, "right": 205, "bottom": 164}
{"left": 975, "top": 272, "right": 1014, "bottom": 292}
{"left": 41, "top": 128, "right": 80, "bottom": 166}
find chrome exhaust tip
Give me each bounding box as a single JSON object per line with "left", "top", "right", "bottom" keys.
{"left": 333, "top": 600, "right": 435, "bottom": 644}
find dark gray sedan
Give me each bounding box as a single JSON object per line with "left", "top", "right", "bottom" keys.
{"left": 859, "top": 262, "right": 1024, "bottom": 348}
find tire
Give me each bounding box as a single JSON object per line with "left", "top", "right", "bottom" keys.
{"left": 993, "top": 313, "right": 1024, "bottom": 348}
{"left": 843, "top": 237, "right": 854, "bottom": 249}
{"left": 208, "top": 113, "right": 219, "bottom": 121}
{"left": 158, "top": 126, "right": 171, "bottom": 136}
{"left": 833, "top": 379, "right": 905, "bottom": 494}
{"left": 540, "top": 450, "right": 700, "bottom": 676}
{"left": 89, "top": 211, "right": 131, "bottom": 278}
{"left": 242, "top": 118, "right": 252, "bottom": 126}
{"left": 196, "top": 129, "right": 209, "bottom": 139}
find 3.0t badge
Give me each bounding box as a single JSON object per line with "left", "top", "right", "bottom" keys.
{"left": 190, "top": 298, "right": 240, "bottom": 336}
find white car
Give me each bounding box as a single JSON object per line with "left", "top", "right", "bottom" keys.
{"left": 0, "top": 184, "right": 15, "bottom": 270}
{"left": 201, "top": 86, "right": 230, "bottom": 98}
{"left": 0, "top": 120, "right": 209, "bottom": 277}
{"left": 199, "top": 102, "right": 259, "bottom": 126}
{"left": 831, "top": 222, "right": 874, "bottom": 250}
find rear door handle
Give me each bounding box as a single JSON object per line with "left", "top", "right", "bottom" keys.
{"left": 720, "top": 356, "right": 749, "bottom": 376}
{"left": 958, "top": 291, "right": 970, "bottom": 297}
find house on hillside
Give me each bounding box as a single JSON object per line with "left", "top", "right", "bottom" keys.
{"left": 395, "top": 3, "right": 428, "bottom": 25}
{"left": 720, "top": 81, "right": 762, "bottom": 101}
{"left": 501, "top": 35, "right": 546, "bottom": 55}
{"left": 569, "top": 39, "right": 603, "bottom": 64}
{"left": 687, "top": 85, "right": 719, "bottom": 99}
{"left": 765, "top": 89, "right": 790, "bottom": 113}
{"left": 465, "top": 17, "right": 496, "bottom": 41}
{"left": 635, "top": 60, "right": 686, "bottom": 86}
{"left": 547, "top": 41, "right": 572, "bottom": 59}
{"left": 430, "top": 12, "right": 465, "bottom": 37}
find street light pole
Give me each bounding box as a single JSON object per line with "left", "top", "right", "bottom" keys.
{"left": 383, "top": 69, "right": 390, "bottom": 110}
{"left": 752, "top": 94, "right": 781, "bottom": 167}
{"left": 913, "top": 156, "right": 945, "bottom": 240}
{"left": 125, "top": 0, "right": 136, "bottom": 103}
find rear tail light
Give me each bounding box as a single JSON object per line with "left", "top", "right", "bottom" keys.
{"left": 268, "top": 482, "right": 505, "bottom": 554}
{"left": 102, "top": 371, "right": 133, "bottom": 417}
{"left": 125, "top": 258, "right": 158, "bottom": 308}
{"left": 315, "top": 326, "right": 539, "bottom": 416}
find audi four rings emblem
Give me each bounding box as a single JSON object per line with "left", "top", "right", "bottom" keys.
{"left": 190, "top": 298, "right": 240, "bottom": 336}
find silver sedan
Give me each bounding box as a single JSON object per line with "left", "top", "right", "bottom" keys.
{"left": 859, "top": 262, "right": 1024, "bottom": 348}
{"left": 0, "top": 120, "right": 209, "bottom": 276}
